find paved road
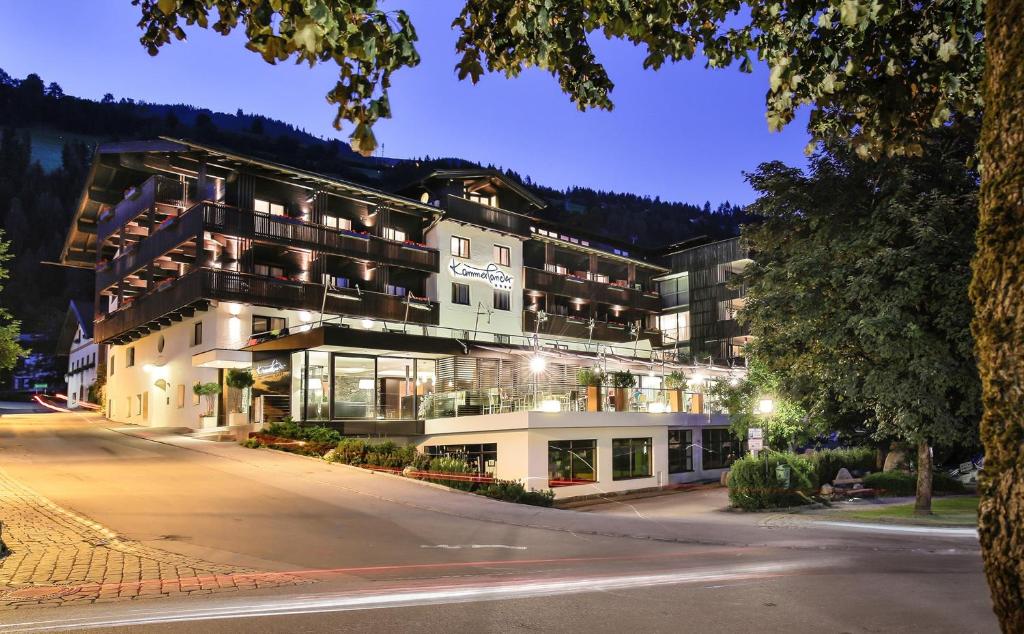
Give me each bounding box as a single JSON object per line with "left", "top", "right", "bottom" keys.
{"left": 0, "top": 412, "right": 998, "bottom": 632}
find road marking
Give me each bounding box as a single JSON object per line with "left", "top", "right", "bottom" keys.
{"left": 0, "top": 562, "right": 817, "bottom": 631}
{"left": 817, "top": 521, "right": 978, "bottom": 537}
{"left": 419, "top": 544, "right": 528, "bottom": 550}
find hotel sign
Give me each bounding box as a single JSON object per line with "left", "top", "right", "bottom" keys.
{"left": 449, "top": 261, "right": 513, "bottom": 290}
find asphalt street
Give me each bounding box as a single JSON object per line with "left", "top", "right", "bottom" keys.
{"left": 0, "top": 411, "right": 998, "bottom": 633}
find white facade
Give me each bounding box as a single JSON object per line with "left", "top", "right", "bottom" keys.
{"left": 66, "top": 325, "right": 98, "bottom": 409}
{"left": 419, "top": 410, "right": 733, "bottom": 499}
{"left": 425, "top": 219, "right": 524, "bottom": 339}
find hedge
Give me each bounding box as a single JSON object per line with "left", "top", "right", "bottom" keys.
{"left": 728, "top": 453, "right": 817, "bottom": 510}
{"left": 864, "top": 471, "right": 967, "bottom": 497}
{"left": 806, "top": 447, "right": 876, "bottom": 488}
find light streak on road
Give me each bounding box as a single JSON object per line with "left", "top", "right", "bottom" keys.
{"left": 0, "top": 562, "right": 820, "bottom": 632}
{"left": 31, "top": 395, "right": 72, "bottom": 413}
{"left": 817, "top": 520, "right": 978, "bottom": 538}
{"left": 419, "top": 544, "right": 528, "bottom": 550}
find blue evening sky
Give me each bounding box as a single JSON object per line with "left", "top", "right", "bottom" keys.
{"left": 0, "top": 1, "right": 809, "bottom": 206}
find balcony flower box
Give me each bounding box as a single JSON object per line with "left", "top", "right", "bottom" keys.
{"left": 340, "top": 228, "right": 370, "bottom": 241}
{"left": 155, "top": 215, "right": 178, "bottom": 232}
{"left": 154, "top": 278, "right": 174, "bottom": 292}
{"left": 95, "top": 259, "right": 110, "bottom": 271}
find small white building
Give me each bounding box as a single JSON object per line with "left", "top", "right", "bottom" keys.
{"left": 57, "top": 300, "right": 100, "bottom": 408}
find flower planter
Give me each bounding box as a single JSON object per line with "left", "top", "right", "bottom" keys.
{"left": 668, "top": 388, "right": 684, "bottom": 413}
{"left": 586, "top": 385, "right": 602, "bottom": 412}
{"left": 613, "top": 387, "right": 629, "bottom": 412}
{"left": 227, "top": 412, "right": 249, "bottom": 426}
{"left": 689, "top": 393, "right": 704, "bottom": 414}
{"left": 200, "top": 415, "right": 218, "bottom": 429}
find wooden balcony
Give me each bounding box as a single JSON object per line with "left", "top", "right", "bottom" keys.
{"left": 96, "top": 268, "right": 439, "bottom": 344}
{"left": 96, "top": 202, "right": 441, "bottom": 292}
{"left": 523, "top": 310, "right": 662, "bottom": 346}
{"left": 96, "top": 175, "right": 206, "bottom": 245}
{"left": 523, "top": 267, "right": 662, "bottom": 312}
{"left": 443, "top": 195, "right": 532, "bottom": 237}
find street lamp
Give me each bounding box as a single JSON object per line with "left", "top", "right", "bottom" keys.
{"left": 529, "top": 355, "right": 546, "bottom": 407}
{"left": 757, "top": 397, "right": 776, "bottom": 415}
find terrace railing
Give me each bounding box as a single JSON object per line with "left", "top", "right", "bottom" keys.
{"left": 524, "top": 267, "right": 662, "bottom": 313}
{"left": 443, "top": 195, "right": 532, "bottom": 237}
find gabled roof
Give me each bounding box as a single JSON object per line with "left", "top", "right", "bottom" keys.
{"left": 55, "top": 299, "right": 95, "bottom": 353}
{"left": 404, "top": 169, "right": 547, "bottom": 209}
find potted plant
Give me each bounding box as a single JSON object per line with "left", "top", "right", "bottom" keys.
{"left": 225, "top": 369, "right": 255, "bottom": 426}
{"left": 610, "top": 370, "right": 636, "bottom": 412}
{"left": 193, "top": 381, "right": 222, "bottom": 428}
{"left": 576, "top": 367, "right": 605, "bottom": 412}
{"left": 664, "top": 370, "right": 686, "bottom": 412}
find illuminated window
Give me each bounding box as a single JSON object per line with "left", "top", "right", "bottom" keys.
{"left": 382, "top": 226, "right": 406, "bottom": 242}
{"left": 493, "top": 245, "right": 511, "bottom": 266}
{"left": 548, "top": 440, "right": 596, "bottom": 486}
{"left": 254, "top": 199, "right": 285, "bottom": 216}
{"left": 323, "top": 215, "right": 352, "bottom": 231}
{"left": 451, "top": 236, "right": 470, "bottom": 258}
{"left": 252, "top": 315, "right": 286, "bottom": 334}
{"left": 467, "top": 191, "right": 497, "bottom": 207}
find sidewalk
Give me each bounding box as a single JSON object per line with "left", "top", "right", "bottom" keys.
{"left": 0, "top": 464, "right": 305, "bottom": 609}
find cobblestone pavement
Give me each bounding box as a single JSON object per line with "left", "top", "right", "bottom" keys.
{"left": 0, "top": 467, "right": 308, "bottom": 609}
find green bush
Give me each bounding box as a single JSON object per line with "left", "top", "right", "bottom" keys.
{"left": 334, "top": 438, "right": 368, "bottom": 465}
{"left": 425, "top": 456, "right": 477, "bottom": 491}
{"left": 863, "top": 471, "right": 915, "bottom": 496}
{"left": 865, "top": 471, "right": 968, "bottom": 496}
{"left": 477, "top": 479, "right": 555, "bottom": 507}
{"left": 241, "top": 438, "right": 265, "bottom": 449}
{"left": 806, "top": 447, "right": 877, "bottom": 487}
{"left": 266, "top": 419, "right": 304, "bottom": 439}
{"left": 728, "top": 453, "right": 817, "bottom": 510}
{"left": 303, "top": 426, "right": 342, "bottom": 444}
{"left": 411, "top": 452, "right": 432, "bottom": 471}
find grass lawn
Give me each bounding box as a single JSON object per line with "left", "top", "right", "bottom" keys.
{"left": 842, "top": 496, "right": 978, "bottom": 527}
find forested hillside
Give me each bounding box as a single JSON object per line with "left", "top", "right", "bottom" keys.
{"left": 0, "top": 68, "right": 747, "bottom": 361}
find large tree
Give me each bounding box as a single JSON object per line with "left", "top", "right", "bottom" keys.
{"left": 138, "top": 0, "right": 1020, "bottom": 625}
{"left": 738, "top": 133, "right": 981, "bottom": 512}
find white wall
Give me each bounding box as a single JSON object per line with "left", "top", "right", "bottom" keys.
{"left": 66, "top": 328, "right": 97, "bottom": 409}
{"left": 425, "top": 220, "right": 524, "bottom": 338}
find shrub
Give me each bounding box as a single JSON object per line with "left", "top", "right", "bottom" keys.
{"left": 411, "top": 452, "right": 432, "bottom": 471}
{"left": 303, "top": 426, "right": 342, "bottom": 444}
{"left": 663, "top": 370, "right": 686, "bottom": 389}
{"left": 806, "top": 447, "right": 877, "bottom": 487}
{"left": 576, "top": 367, "right": 605, "bottom": 387}
{"left": 477, "top": 479, "right": 555, "bottom": 507}
{"left": 728, "top": 453, "right": 817, "bottom": 510}
{"left": 610, "top": 370, "right": 636, "bottom": 389}
{"left": 426, "top": 456, "right": 477, "bottom": 491}
{"left": 266, "top": 419, "right": 303, "bottom": 440}
{"left": 865, "top": 471, "right": 968, "bottom": 496}
{"left": 241, "top": 438, "right": 264, "bottom": 449}
{"left": 863, "top": 471, "right": 915, "bottom": 496}
{"left": 334, "top": 438, "right": 368, "bottom": 465}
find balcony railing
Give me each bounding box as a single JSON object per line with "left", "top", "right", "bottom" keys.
{"left": 97, "top": 175, "right": 210, "bottom": 245}
{"left": 523, "top": 267, "right": 662, "bottom": 312}
{"left": 95, "top": 268, "right": 439, "bottom": 343}
{"left": 523, "top": 310, "right": 661, "bottom": 346}
{"left": 97, "top": 202, "right": 440, "bottom": 290}
{"left": 444, "top": 195, "right": 532, "bottom": 237}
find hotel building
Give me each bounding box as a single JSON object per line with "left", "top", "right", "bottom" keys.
{"left": 61, "top": 139, "right": 751, "bottom": 498}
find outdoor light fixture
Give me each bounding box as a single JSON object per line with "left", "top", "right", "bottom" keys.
{"left": 529, "top": 355, "right": 547, "bottom": 373}
{"left": 757, "top": 398, "right": 776, "bottom": 415}
{"left": 361, "top": 318, "right": 375, "bottom": 330}
{"left": 298, "top": 311, "right": 312, "bottom": 322}
{"left": 226, "top": 303, "right": 241, "bottom": 316}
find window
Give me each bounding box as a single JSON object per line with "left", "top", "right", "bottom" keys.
{"left": 658, "top": 311, "right": 690, "bottom": 345}
{"left": 544, "top": 263, "right": 568, "bottom": 275}
{"left": 126, "top": 347, "right": 135, "bottom": 368}
{"left": 109, "top": 354, "right": 115, "bottom": 376}
{"left": 493, "top": 289, "right": 510, "bottom": 311}
{"left": 254, "top": 263, "right": 285, "bottom": 278}
{"left": 254, "top": 198, "right": 285, "bottom": 216}
{"left": 192, "top": 321, "right": 203, "bottom": 347}
{"left": 668, "top": 430, "right": 694, "bottom": 474}
{"left": 659, "top": 274, "right": 689, "bottom": 308}
{"left": 252, "top": 315, "right": 287, "bottom": 334}
{"left": 451, "top": 236, "right": 470, "bottom": 258}
{"left": 612, "top": 438, "right": 652, "bottom": 480}
{"left": 385, "top": 284, "right": 406, "bottom": 297}
{"left": 176, "top": 384, "right": 186, "bottom": 409}
{"left": 548, "top": 440, "right": 597, "bottom": 486}
{"left": 323, "top": 215, "right": 353, "bottom": 231}
{"left": 702, "top": 428, "right": 740, "bottom": 470}
{"left": 467, "top": 191, "right": 497, "bottom": 207}
{"left": 493, "top": 245, "right": 511, "bottom": 266}
{"left": 135, "top": 394, "right": 143, "bottom": 415}
{"left": 424, "top": 443, "right": 497, "bottom": 475}
{"left": 382, "top": 226, "right": 406, "bottom": 242}
{"left": 451, "top": 282, "right": 470, "bottom": 305}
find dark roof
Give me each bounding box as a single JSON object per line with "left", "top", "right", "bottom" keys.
{"left": 55, "top": 300, "right": 94, "bottom": 353}
{"left": 400, "top": 168, "right": 547, "bottom": 209}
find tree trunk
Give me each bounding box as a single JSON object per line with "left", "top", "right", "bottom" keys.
{"left": 914, "top": 439, "right": 933, "bottom": 515}
{"left": 974, "top": 0, "right": 1024, "bottom": 628}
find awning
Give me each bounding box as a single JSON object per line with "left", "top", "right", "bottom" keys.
{"left": 192, "top": 349, "right": 252, "bottom": 369}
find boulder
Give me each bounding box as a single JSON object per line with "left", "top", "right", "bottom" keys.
{"left": 883, "top": 448, "right": 910, "bottom": 472}
{"left": 323, "top": 449, "right": 337, "bottom": 462}
{"left": 835, "top": 467, "right": 854, "bottom": 482}
{"left": 820, "top": 484, "right": 834, "bottom": 496}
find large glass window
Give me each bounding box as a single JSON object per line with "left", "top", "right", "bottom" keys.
{"left": 548, "top": 440, "right": 597, "bottom": 486}
{"left": 304, "top": 351, "right": 330, "bottom": 421}
{"left": 702, "top": 428, "right": 740, "bottom": 470}
{"left": 254, "top": 199, "right": 285, "bottom": 216}
{"left": 658, "top": 311, "right": 690, "bottom": 345}
{"left": 612, "top": 438, "right": 652, "bottom": 480}
{"left": 425, "top": 443, "right": 497, "bottom": 476}
{"left": 253, "top": 315, "right": 286, "bottom": 334}
{"left": 668, "top": 429, "right": 694, "bottom": 474}
{"left": 659, "top": 273, "right": 689, "bottom": 308}
{"left": 377, "top": 357, "right": 415, "bottom": 420}
{"left": 332, "top": 356, "right": 375, "bottom": 419}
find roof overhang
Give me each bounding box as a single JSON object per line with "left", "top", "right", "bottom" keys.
{"left": 192, "top": 349, "right": 253, "bottom": 369}
{"left": 245, "top": 325, "right": 468, "bottom": 356}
